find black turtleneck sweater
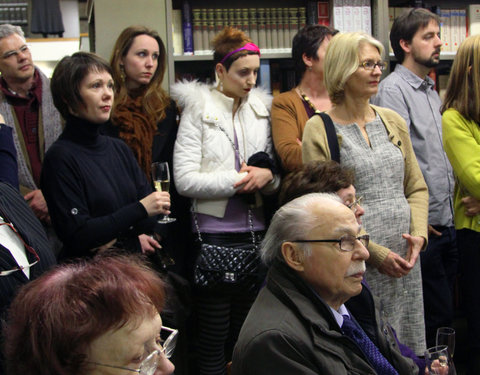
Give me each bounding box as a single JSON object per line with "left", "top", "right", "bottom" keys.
{"left": 41, "top": 115, "right": 155, "bottom": 260}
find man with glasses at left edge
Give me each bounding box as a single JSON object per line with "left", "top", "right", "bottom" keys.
{"left": 0, "top": 24, "right": 62, "bottom": 244}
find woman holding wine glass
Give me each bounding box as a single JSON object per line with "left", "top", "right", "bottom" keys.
{"left": 40, "top": 52, "right": 171, "bottom": 260}
{"left": 104, "top": 25, "right": 190, "bottom": 271}
{"left": 172, "top": 27, "right": 280, "bottom": 374}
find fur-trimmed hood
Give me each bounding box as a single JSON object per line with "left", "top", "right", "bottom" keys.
{"left": 170, "top": 79, "right": 272, "bottom": 115}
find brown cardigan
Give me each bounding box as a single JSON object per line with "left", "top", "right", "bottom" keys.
{"left": 271, "top": 89, "right": 311, "bottom": 173}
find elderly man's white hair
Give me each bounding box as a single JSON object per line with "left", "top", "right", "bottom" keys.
{"left": 261, "top": 192, "right": 342, "bottom": 266}
{"left": 0, "top": 24, "right": 25, "bottom": 40}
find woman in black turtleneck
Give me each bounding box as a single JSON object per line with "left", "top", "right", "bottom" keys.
{"left": 40, "top": 52, "right": 171, "bottom": 260}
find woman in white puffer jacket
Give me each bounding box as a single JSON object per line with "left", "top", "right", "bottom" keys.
{"left": 172, "top": 27, "right": 279, "bottom": 375}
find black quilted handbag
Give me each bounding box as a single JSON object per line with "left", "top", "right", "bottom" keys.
{"left": 192, "top": 211, "right": 263, "bottom": 291}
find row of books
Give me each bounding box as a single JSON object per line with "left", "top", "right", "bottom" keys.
{"left": 0, "top": 5, "right": 27, "bottom": 24}
{"left": 173, "top": 6, "right": 308, "bottom": 56}
{"left": 332, "top": 0, "right": 372, "bottom": 34}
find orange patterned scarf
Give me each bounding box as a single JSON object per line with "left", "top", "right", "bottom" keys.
{"left": 111, "top": 94, "right": 157, "bottom": 177}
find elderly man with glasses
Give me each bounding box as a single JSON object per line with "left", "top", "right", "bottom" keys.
{"left": 232, "top": 193, "right": 420, "bottom": 375}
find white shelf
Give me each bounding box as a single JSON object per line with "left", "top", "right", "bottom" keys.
{"left": 173, "top": 50, "right": 292, "bottom": 62}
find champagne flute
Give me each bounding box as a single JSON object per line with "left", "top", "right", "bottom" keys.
{"left": 436, "top": 327, "right": 455, "bottom": 358}
{"left": 425, "top": 345, "right": 456, "bottom": 375}
{"left": 151, "top": 162, "right": 176, "bottom": 224}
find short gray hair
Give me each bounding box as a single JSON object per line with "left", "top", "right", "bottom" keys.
{"left": 0, "top": 24, "right": 25, "bottom": 40}
{"left": 261, "top": 192, "right": 342, "bottom": 266}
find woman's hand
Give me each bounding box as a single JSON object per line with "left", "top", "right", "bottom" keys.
{"left": 402, "top": 233, "right": 425, "bottom": 267}
{"left": 378, "top": 251, "right": 413, "bottom": 278}
{"left": 461, "top": 195, "right": 480, "bottom": 217}
{"left": 140, "top": 191, "right": 171, "bottom": 217}
{"left": 138, "top": 234, "right": 161, "bottom": 255}
{"left": 234, "top": 163, "right": 273, "bottom": 193}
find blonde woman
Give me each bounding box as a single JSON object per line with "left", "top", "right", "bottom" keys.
{"left": 302, "top": 32, "right": 428, "bottom": 355}
{"left": 442, "top": 34, "right": 480, "bottom": 374}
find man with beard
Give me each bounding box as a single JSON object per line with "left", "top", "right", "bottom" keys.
{"left": 232, "top": 193, "right": 419, "bottom": 375}
{"left": 372, "top": 8, "right": 458, "bottom": 349}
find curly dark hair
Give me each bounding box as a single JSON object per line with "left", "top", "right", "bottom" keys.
{"left": 279, "top": 160, "right": 355, "bottom": 206}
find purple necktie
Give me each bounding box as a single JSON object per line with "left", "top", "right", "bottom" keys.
{"left": 342, "top": 314, "right": 399, "bottom": 375}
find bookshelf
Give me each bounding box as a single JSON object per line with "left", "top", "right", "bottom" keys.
{"left": 0, "top": 1, "right": 28, "bottom": 26}
{"left": 167, "top": 0, "right": 387, "bottom": 92}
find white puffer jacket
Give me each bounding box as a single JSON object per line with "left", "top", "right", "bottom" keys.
{"left": 172, "top": 80, "right": 279, "bottom": 218}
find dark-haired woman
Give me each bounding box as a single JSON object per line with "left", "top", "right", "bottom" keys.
{"left": 41, "top": 52, "right": 170, "bottom": 260}
{"left": 271, "top": 25, "right": 337, "bottom": 173}
{"left": 172, "top": 27, "right": 280, "bottom": 374}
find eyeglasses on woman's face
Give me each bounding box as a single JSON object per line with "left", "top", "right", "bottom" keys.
{"left": 359, "top": 60, "right": 388, "bottom": 71}
{"left": 289, "top": 234, "right": 370, "bottom": 252}
{"left": 87, "top": 326, "right": 178, "bottom": 375}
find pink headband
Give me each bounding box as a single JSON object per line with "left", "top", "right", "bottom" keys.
{"left": 219, "top": 42, "right": 261, "bottom": 64}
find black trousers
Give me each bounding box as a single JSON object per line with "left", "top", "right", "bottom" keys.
{"left": 420, "top": 225, "right": 458, "bottom": 348}
{"left": 456, "top": 228, "right": 480, "bottom": 375}
{"left": 192, "top": 231, "right": 264, "bottom": 375}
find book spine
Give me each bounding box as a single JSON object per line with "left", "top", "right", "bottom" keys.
{"left": 271, "top": 8, "right": 279, "bottom": 49}
{"left": 317, "top": 2, "right": 330, "bottom": 26}
{"left": 353, "top": 0, "right": 362, "bottom": 32}
{"left": 182, "top": 1, "right": 194, "bottom": 55}
{"left": 451, "top": 9, "right": 460, "bottom": 52}
{"left": 361, "top": 0, "right": 371, "bottom": 35}
{"left": 242, "top": 8, "right": 250, "bottom": 37}
{"left": 258, "top": 8, "right": 267, "bottom": 50}
{"left": 468, "top": 4, "right": 480, "bottom": 37}
{"left": 306, "top": 1, "right": 318, "bottom": 25}
{"left": 282, "top": 8, "right": 290, "bottom": 49}
{"left": 276, "top": 8, "right": 285, "bottom": 49}
{"left": 343, "top": 0, "right": 354, "bottom": 33}
{"left": 458, "top": 8, "right": 466, "bottom": 46}
{"left": 172, "top": 9, "right": 184, "bottom": 55}
{"left": 249, "top": 8, "right": 259, "bottom": 45}
{"left": 289, "top": 8, "right": 298, "bottom": 47}
{"left": 215, "top": 9, "right": 223, "bottom": 33}
{"left": 299, "top": 7, "right": 307, "bottom": 29}
{"left": 265, "top": 8, "right": 272, "bottom": 50}
{"left": 207, "top": 9, "right": 215, "bottom": 50}
{"left": 200, "top": 9, "right": 209, "bottom": 53}
{"left": 333, "top": 0, "right": 344, "bottom": 31}
{"left": 440, "top": 9, "right": 451, "bottom": 52}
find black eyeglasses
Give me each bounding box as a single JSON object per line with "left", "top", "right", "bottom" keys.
{"left": 359, "top": 60, "right": 388, "bottom": 71}
{"left": 0, "top": 222, "right": 39, "bottom": 276}
{"left": 289, "top": 234, "right": 369, "bottom": 252}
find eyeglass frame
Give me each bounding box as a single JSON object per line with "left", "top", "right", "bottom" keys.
{"left": 288, "top": 234, "right": 370, "bottom": 252}
{"left": 0, "top": 221, "right": 40, "bottom": 276}
{"left": 1, "top": 44, "right": 30, "bottom": 60}
{"left": 346, "top": 196, "right": 363, "bottom": 213}
{"left": 86, "top": 326, "right": 178, "bottom": 375}
{"left": 359, "top": 60, "right": 388, "bottom": 71}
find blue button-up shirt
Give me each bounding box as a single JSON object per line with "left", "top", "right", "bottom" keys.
{"left": 372, "top": 64, "right": 454, "bottom": 226}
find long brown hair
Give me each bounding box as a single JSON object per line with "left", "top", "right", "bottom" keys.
{"left": 442, "top": 34, "right": 480, "bottom": 123}
{"left": 110, "top": 25, "right": 169, "bottom": 123}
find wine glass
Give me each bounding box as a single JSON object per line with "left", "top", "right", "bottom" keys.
{"left": 151, "top": 162, "right": 176, "bottom": 224}
{"left": 436, "top": 327, "right": 455, "bottom": 358}
{"left": 424, "top": 345, "right": 456, "bottom": 375}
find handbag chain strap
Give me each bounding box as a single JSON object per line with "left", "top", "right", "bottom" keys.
{"left": 193, "top": 209, "right": 256, "bottom": 250}
{"left": 192, "top": 121, "right": 257, "bottom": 250}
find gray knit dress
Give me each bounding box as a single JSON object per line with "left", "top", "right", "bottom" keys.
{"left": 334, "top": 114, "right": 426, "bottom": 355}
